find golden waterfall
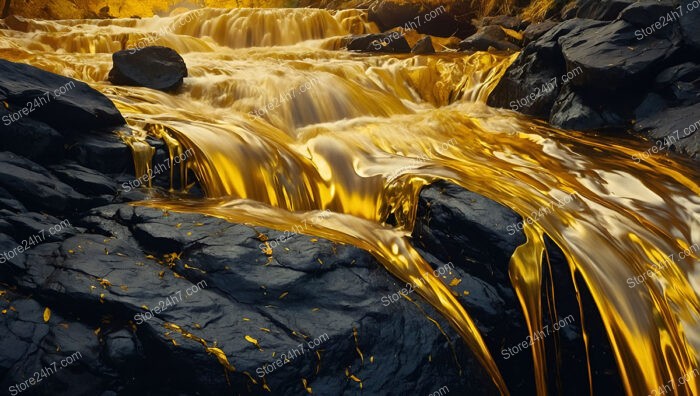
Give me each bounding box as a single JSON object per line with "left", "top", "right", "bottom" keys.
{"left": 2, "top": 7, "right": 699, "bottom": 395}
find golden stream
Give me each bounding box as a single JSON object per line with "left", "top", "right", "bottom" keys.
{"left": 2, "top": 7, "right": 699, "bottom": 395}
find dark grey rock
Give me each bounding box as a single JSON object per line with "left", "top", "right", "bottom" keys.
{"left": 50, "top": 162, "right": 118, "bottom": 196}
{"left": 680, "top": 0, "right": 700, "bottom": 51}
{"left": 411, "top": 36, "right": 435, "bottom": 54}
{"left": 345, "top": 33, "right": 411, "bottom": 53}
{"left": 634, "top": 102, "right": 700, "bottom": 159}
{"left": 109, "top": 46, "right": 188, "bottom": 92}
{"left": 488, "top": 19, "right": 606, "bottom": 118}
{"left": 559, "top": 20, "right": 680, "bottom": 90}
{"left": 67, "top": 132, "right": 132, "bottom": 174}
{"left": 620, "top": 0, "right": 676, "bottom": 27}
{"left": 522, "top": 20, "right": 558, "bottom": 44}
{"left": 0, "top": 59, "right": 125, "bottom": 131}
{"left": 0, "top": 107, "right": 64, "bottom": 164}
{"left": 459, "top": 25, "right": 520, "bottom": 52}
{"left": 0, "top": 152, "right": 88, "bottom": 214}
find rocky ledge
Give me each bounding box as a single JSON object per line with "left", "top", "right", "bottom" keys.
{"left": 0, "top": 59, "right": 620, "bottom": 394}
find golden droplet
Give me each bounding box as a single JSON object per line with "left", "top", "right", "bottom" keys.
{"left": 449, "top": 278, "right": 461, "bottom": 286}
{"left": 43, "top": 307, "right": 51, "bottom": 322}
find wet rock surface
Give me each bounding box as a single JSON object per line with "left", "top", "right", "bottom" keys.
{"left": 0, "top": 59, "right": 125, "bottom": 130}
{"left": 108, "top": 46, "right": 188, "bottom": 92}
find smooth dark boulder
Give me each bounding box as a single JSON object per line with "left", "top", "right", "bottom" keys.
{"left": 459, "top": 25, "right": 520, "bottom": 52}
{"left": 345, "top": 33, "right": 411, "bottom": 53}
{"left": 109, "top": 46, "right": 188, "bottom": 92}
{"left": 0, "top": 59, "right": 125, "bottom": 131}
{"left": 411, "top": 36, "right": 435, "bottom": 54}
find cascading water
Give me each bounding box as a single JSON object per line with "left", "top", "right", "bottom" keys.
{"left": 1, "top": 7, "right": 698, "bottom": 395}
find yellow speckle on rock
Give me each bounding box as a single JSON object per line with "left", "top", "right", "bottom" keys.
{"left": 187, "top": 231, "right": 192, "bottom": 236}
{"left": 68, "top": 249, "right": 75, "bottom": 254}
{"left": 260, "top": 327, "right": 271, "bottom": 332}
{"left": 245, "top": 335, "right": 263, "bottom": 350}
{"left": 449, "top": 278, "right": 462, "bottom": 286}
{"left": 43, "top": 307, "right": 51, "bottom": 322}
{"left": 243, "top": 317, "right": 250, "bottom": 321}
{"left": 279, "top": 291, "right": 288, "bottom": 299}
{"left": 99, "top": 293, "right": 105, "bottom": 303}
{"left": 302, "top": 378, "right": 313, "bottom": 394}
{"left": 175, "top": 223, "right": 182, "bottom": 228}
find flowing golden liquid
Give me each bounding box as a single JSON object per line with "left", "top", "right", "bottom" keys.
{"left": 2, "top": 8, "right": 699, "bottom": 395}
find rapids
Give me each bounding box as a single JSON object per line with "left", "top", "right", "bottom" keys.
{"left": 1, "top": 7, "right": 699, "bottom": 395}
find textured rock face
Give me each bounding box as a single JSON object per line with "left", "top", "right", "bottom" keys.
{"left": 487, "top": 1, "right": 700, "bottom": 160}
{"left": 108, "top": 46, "right": 188, "bottom": 92}
{"left": 0, "top": 59, "right": 125, "bottom": 131}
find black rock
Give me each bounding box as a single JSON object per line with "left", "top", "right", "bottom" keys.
{"left": 458, "top": 25, "right": 520, "bottom": 52}
{"left": 488, "top": 19, "right": 606, "bottom": 117}
{"left": 345, "top": 33, "right": 411, "bottom": 53}
{"left": 0, "top": 59, "right": 125, "bottom": 131}
{"left": 0, "top": 152, "right": 88, "bottom": 214}
{"left": 0, "top": 107, "right": 64, "bottom": 164}
{"left": 50, "top": 162, "right": 118, "bottom": 196}
{"left": 67, "top": 132, "right": 132, "bottom": 174}
{"left": 653, "top": 62, "right": 700, "bottom": 106}
{"left": 549, "top": 84, "right": 628, "bottom": 131}
{"left": 634, "top": 102, "right": 700, "bottom": 159}
{"left": 619, "top": 0, "right": 676, "bottom": 27}
{"left": 109, "top": 46, "right": 188, "bottom": 92}
{"left": 522, "top": 20, "right": 558, "bottom": 44}
{"left": 411, "top": 36, "right": 435, "bottom": 54}
{"left": 559, "top": 20, "right": 680, "bottom": 90}
{"left": 680, "top": 0, "right": 700, "bottom": 51}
